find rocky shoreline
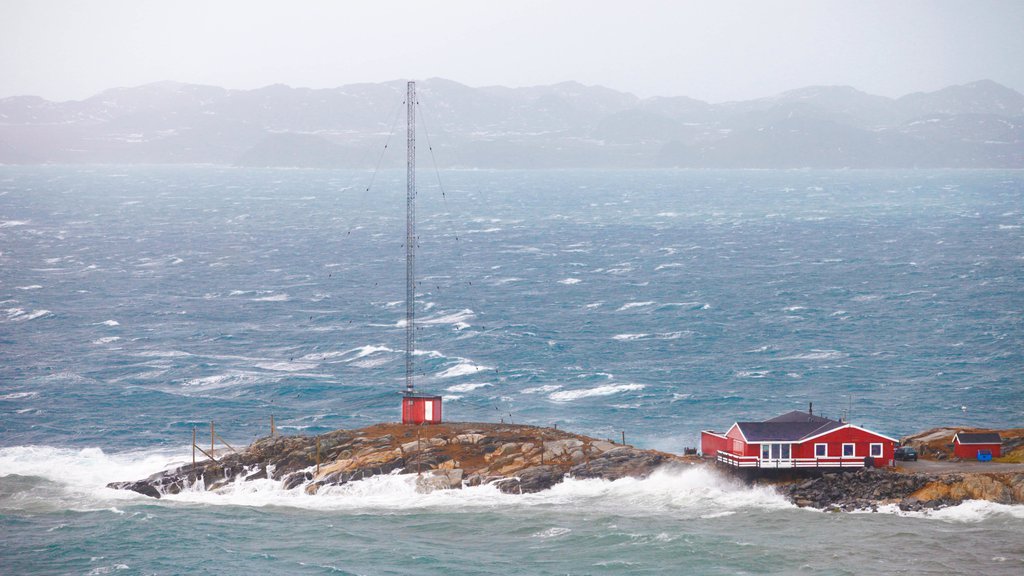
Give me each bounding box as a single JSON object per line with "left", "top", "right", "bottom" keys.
{"left": 109, "top": 422, "right": 688, "bottom": 499}
{"left": 772, "top": 468, "right": 1024, "bottom": 512}
{"left": 109, "top": 422, "right": 1024, "bottom": 512}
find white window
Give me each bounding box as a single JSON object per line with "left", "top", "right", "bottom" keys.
{"left": 781, "top": 444, "right": 791, "bottom": 459}
{"left": 842, "top": 443, "right": 855, "bottom": 457}
{"left": 761, "top": 444, "right": 770, "bottom": 459}
{"left": 870, "top": 443, "right": 883, "bottom": 458}
{"left": 815, "top": 443, "right": 828, "bottom": 458}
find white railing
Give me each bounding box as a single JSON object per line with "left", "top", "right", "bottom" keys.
{"left": 716, "top": 451, "right": 870, "bottom": 469}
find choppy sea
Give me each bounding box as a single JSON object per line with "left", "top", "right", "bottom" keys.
{"left": 1, "top": 166, "right": 1022, "bottom": 574}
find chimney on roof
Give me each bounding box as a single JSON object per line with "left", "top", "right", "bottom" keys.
{"left": 808, "top": 402, "right": 813, "bottom": 418}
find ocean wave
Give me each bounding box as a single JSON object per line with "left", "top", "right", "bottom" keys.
{"left": 3, "top": 308, "right": 52, "bottom": 322}
{"left": 549, "top": 383, "right": 645, "bottom": 402}
{"left": 616, "top": 301, "right": 656, "bottom": 312}
{"left": 735, "top": 370, "right": 771, "bottom": 379}
{"left": 251, "top": 293, "right": 289, "bottom": 302}
{"left": 399, "top": 309, "right": 475, "bottom": 328}
{"left": 558, "top": 278, "right": 581, "bottom": 285}
{"left": 0, "top": 391, "right": 39, "bottom": 400}
{"left": 779, "top": 350, "right": 847, "bottom": 361}
{"left": 521, "top": 384, "right": 562, "bottom": 394}
{"left": 255, "top": 361, "right": 319, "bottom": 372}
{"left": 614, "top": 331, "right": 690, "bottom": 342}
{"left": 12, "top": 448, "right": 1022, "bottom": 524}
{"left": 436, "top": 361, "right": 492, "bottom": 379}
{"left": 181, "top": 372, "right": 257, "bottom": 391}
{"left": 445, "top": 382, "right": 493, "bottom": 393}
{"left": 1, "top": 448, "right": 797, "bottom": 516}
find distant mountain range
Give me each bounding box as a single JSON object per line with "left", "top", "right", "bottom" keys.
{"left": 1, "top": 78, "right": 1022, "bottom": 168}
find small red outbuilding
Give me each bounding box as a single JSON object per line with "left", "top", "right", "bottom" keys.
{"left": 953, "top": 432, "right": 1002, "bottom": 459}
{"left": 401, "top": 394, "right": 442, "bottom": 425}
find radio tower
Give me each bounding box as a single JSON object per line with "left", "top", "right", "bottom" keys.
{"left": 405, "top": 80, "right": 416, "bottom": 396}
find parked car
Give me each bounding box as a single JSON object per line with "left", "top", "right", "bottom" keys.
{"left": 977, "top": 449, "right": 993, "bottom": 462}
{"left": 894, "top": 446, "right": 918, "bottom": 461}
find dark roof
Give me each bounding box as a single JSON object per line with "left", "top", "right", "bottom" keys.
{"left": 955, "top": 432, "right": 1002, "bottom": 444}
{"left": 765, "top": 410, "right": 836, "bottom": 425}
{"left": 736, "top": 411, "right": 844, "bottom": 442}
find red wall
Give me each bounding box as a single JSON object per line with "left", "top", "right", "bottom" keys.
{"left": 401, "top": 396, "right": 442, "bottom": 425}
{"left": 700, "top": 431, "right": 730, "bottom": 456}
{"left": 795, "top": 426, "right": 895, "bottom": 464}
{"left": 954, "top": 441, "right": 1001, "bottom": 459}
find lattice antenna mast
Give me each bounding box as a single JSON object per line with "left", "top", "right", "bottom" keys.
{"left": 405, "top": 81, "right": 416, "bottom": 395}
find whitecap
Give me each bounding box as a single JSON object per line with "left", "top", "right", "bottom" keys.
{"left": 255, "top": 361, "right": 319, "bottom": 372}
{"left": 0, "top": 391, "right": 38, "bottom": 400}
{"left": 779, "top": 350, "right": 847, "bottom": 361}
{"left": 251, "top": 293, "right": 289, "bottom": 302}
{"left": 533, "top": 527, "right": 572, "bottom": 539}
{"left": 521, "top": 384, "right": 562, "bottom": 394}
{"left": 436, "top": 361, "right": 492, "bottom": 379}
{"left": 17, "top": 285, "right": 42, "bottom": 290}
{"left": 445, "top": 382, "right": 493, "bottom": 393}
{"left": 616, "top": 301, "right": 655, "bottom": 312}
{"left": 558, "top": 278, "right": 581, "bottom": 285}
{"left": 4, "top": 308, "right": 51, "bottom": 322}
{"left": 735, "top": 370, "right": 770, "bottom": 379}
{"left": 549, "top": 383, "right": 645, "bottom": 402}
{"left": 0, "top": 220, "right": 29, "bottom": 228}
{"left": 92, "top": 336, "right": 121, "bottom": 345}
{"left": 613, "top": 333, "right": 650, "bottom": 341}
{"left": 100, "top": 320, "right": 120, "bottom": 326}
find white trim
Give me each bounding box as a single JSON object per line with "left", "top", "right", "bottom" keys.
{"left": 815, "top": 443, "right": 828, "bottom": 458}
{"left": 870, "top": 443, "right": 883, "bottom": 458}
{"left": 801, "top": 423, "right": 899, "bottom": 444}
{"left": 726, "top": 423, "right": 748, "bottom": 443}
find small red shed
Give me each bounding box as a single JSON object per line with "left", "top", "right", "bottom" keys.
{"left": 402, "top": 394, "right": 442, "bottom": 425}
{"left": 953, "top": 432, "right": 1001, "bottom": 459}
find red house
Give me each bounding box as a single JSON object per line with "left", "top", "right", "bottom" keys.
{"left": 402, "top": 394, "right": 442, "bottom": 425}
{"left": 701, "top": 410, "right": 898, "bottom": 469}
{"left": 953, "top": 432, "right": 1002, "bottom": 459}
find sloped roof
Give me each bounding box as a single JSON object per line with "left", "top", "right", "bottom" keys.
{"left": 736, "top": 412, "right": 844, "bottom": 442}
{"left": 954, "top": 432, "right": 1002, "bottom": 445}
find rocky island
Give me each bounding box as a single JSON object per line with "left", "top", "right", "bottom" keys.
{"left": 109, "top": 423, "right": 1024, "bottom": 513}
{"left": 110, "top": 422, "right": 689, "bottom": 499}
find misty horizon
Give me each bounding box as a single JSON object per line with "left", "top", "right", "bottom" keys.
{"left": 2, "top": 76, "right": 1021, "bottom": 169}
{"left": 5, "top": 76, "right": 1021, "bottom": 106}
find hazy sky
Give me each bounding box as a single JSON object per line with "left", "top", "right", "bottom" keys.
{"left": 2, "top": 0, "right": 1022, "bottom": 102}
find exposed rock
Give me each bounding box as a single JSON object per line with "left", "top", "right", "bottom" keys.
{"left": 108, "top": 422, "right": 693, "bottom": 499}
{"left": 570, "top": 446, "right": 668, "bottom": 481}
{"left": 778, "top": 468, "right": 1024, "bottom": 511}
{"left": 497, "top": 465, "right": 564, "bottom": 494}
{"left": 109, "top": 480, "right": 162, "bottom": 499}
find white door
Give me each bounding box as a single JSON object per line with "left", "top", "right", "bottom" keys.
{"left": 423, "top": 400, "right": 434, "bottom": 421}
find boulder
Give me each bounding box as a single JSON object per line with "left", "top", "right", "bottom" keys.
{"left": 570, "top": 446, "right": 666, "bottom": 481}
{"left": 497, "top": 465, "right": 564, "bottom": 494}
